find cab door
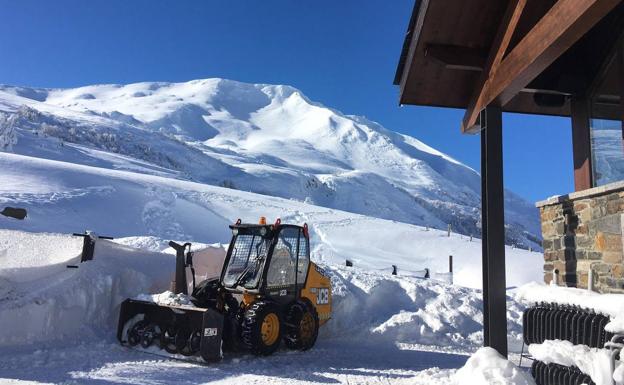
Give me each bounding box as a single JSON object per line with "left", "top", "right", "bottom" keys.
{"left": 264, "top": 226, "right": 301, "bottom": 304}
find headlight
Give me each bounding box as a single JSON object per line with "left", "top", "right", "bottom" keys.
{"left": 232, "top": 228, "right": 239, "bottom": 236}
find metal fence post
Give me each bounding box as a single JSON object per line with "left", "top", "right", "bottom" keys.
{"left": 449, "top": 255, "right": 453, "bottom": 285}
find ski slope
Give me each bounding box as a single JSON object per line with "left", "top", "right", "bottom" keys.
{"left": 0, "top": 78, "right": 541, "bottom": 250}
{"left": 0, "top": 151, "right": 541, "bottom": 289}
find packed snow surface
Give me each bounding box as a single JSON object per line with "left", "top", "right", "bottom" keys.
{"left": 0, "top": 78, "right": 541, "bottom": 249}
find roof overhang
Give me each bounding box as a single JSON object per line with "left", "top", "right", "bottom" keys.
{"left": 395, "top": 0, "right": 624, "bottom": 133}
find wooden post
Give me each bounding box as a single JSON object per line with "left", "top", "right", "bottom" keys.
{"left": 480, "top": 105, "right": 508, "bottom": 357}
{"left": 449, "top": 255, "right": 454, "bottom": 285}
{"left": 571, "top": 96, "right": 593, "bottom": 191}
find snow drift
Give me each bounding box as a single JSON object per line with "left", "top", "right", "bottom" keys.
{"left": 0, "top": 229, "right": 526, "bottom": 354}
{"left": 453, "top": 347, "right": 535, "bottom": 385}
{"left": 0, "top": 229, "right": 534, "bottom": 384}
{"left": 0, "top": 233, "right": 172, "bottom": 346}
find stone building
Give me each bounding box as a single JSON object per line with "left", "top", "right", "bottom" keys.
{"left": 538, "top": 182, "right": 624, "bottom": 293}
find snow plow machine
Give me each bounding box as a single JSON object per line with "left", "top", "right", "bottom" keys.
{"left": 117, "top": 218, "right": 332, "bottom": 362}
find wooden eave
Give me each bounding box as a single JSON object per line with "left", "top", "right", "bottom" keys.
{"left": 395, "top": 0, "right": 624, "bottom": 132}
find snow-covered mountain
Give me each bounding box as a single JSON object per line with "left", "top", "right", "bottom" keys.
{"left": 0, "top": 78, "right": 540, "bottom": 248}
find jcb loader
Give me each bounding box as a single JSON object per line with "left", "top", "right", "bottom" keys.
{"left": 117, "top": 218, "right": 332, "bottom": 362}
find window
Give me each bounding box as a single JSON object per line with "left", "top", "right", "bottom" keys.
{"left": 591, "top": 117, "right": 624, "bottom": 186}
{"left": 222, "top": 233, "right": 270, "bottom": 289}
{"left": 589, "top": 46, "right": 624, "bottom": 187}
{"left": 266, "top": 227, "right": 298, "bottom": 288}
{"left": 296, "top": 234, "right": 309, "bottom": 284}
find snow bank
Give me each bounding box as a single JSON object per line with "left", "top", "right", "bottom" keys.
{"left": 0, "top": 229, "right": 529, "bottom": 357}
{"left": 0, "top": 231, "right": 174, "bottom": 347}
{"left": 515, "top": 282, "right": 624, "bottom": 333}
{"left": 529, "top": 340, "right": 615, "bottom": 385}
{"left": 0, "top": 229, "right": 541, "bottom": 384}
{"left": 324, "top": 266, "right": 526, "bottom": 352}
{"left": 453, "top": 347, "right": 535, "bottom": 385}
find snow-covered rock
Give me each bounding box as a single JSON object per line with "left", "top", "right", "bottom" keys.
{"left": 0, "top": 78, "right": 541, "bottom": 249}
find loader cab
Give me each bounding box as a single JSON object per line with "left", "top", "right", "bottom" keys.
{"left": 221, "top": 220, "right": 310, "bottom": 304}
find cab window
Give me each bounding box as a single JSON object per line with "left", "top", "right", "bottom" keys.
{"left": 296, "top": 234, "right": 309, "bottom": 284}
{"left": 266, "top": 227, "right": 298, "bottom": 288}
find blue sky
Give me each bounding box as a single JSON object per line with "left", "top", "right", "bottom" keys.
{"left": 0, "top": 0, "right": 573, "bottom": 202}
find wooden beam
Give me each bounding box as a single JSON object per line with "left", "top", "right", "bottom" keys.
{"left": 425, "top": 44, "right": 485, "bottom": 72}
{"left": 587, "top": 24, "right": 624, "bottom": 98}
{"left": 462, "top": 0, "right": 527, "bottom": 133}
{"left": 398, "top": 0, "right": 431, "bottom": 105}
{"left": 462, "top": 0, "right": 622, "bottom": 133}
{"left": 570, "top": 97, "right": 593, "bottom": 191}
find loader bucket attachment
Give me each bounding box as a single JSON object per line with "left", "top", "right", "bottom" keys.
{"left": 117, "top": 299, "right": 224, "bottom": 362}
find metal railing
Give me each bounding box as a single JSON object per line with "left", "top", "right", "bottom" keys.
{"left": 523, "top": 303, "right": 612, "bottom": 348}
{"left": 523, "top": 302, "right": 623, "bottom": 385}
{"left": 531, "top": 361, "right": 594, "bottom": 385}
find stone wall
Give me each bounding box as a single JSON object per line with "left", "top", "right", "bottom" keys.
{"left": 537, "top": 181, "right": 624, "bottom": 293}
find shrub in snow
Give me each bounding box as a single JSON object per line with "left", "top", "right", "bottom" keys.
{"left": 453, "top": 347, "right": 535, "bottom": 385}
{"left": 0, "top": 112, "right": 18, "bottom": 150}
{"left": 219, "top": 179, "right": 236, "bottom": 189}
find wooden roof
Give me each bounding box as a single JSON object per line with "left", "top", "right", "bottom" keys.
{"left": 394, "top": 0, "right": 624, "bottom": 130}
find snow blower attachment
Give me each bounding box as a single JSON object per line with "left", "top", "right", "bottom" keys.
{"left": 117, "top": 218, "right": 332, "bottom": 362}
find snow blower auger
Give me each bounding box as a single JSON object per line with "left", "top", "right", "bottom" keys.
{"left": 117, "top": 217, "right": 332, "bottom": 362}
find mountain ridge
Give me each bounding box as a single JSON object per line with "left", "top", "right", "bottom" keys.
{"left": 0, "top": 78, "right": 541, "bottom": 249}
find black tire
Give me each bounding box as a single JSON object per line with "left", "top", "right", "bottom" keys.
{"left": 175, "top": 327, "right": 193, "bottom": 356}
{"left": 160, "top": 326, "right": 178, "bottom": 354}
{"left": 127, "top": 320, "right": 148, "bottom": 346}
{"left": 283, "top": 300, "right": 319, "bottom": 351}
{"left": 241, "top": 301, "right": 282, "bottom": 356}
